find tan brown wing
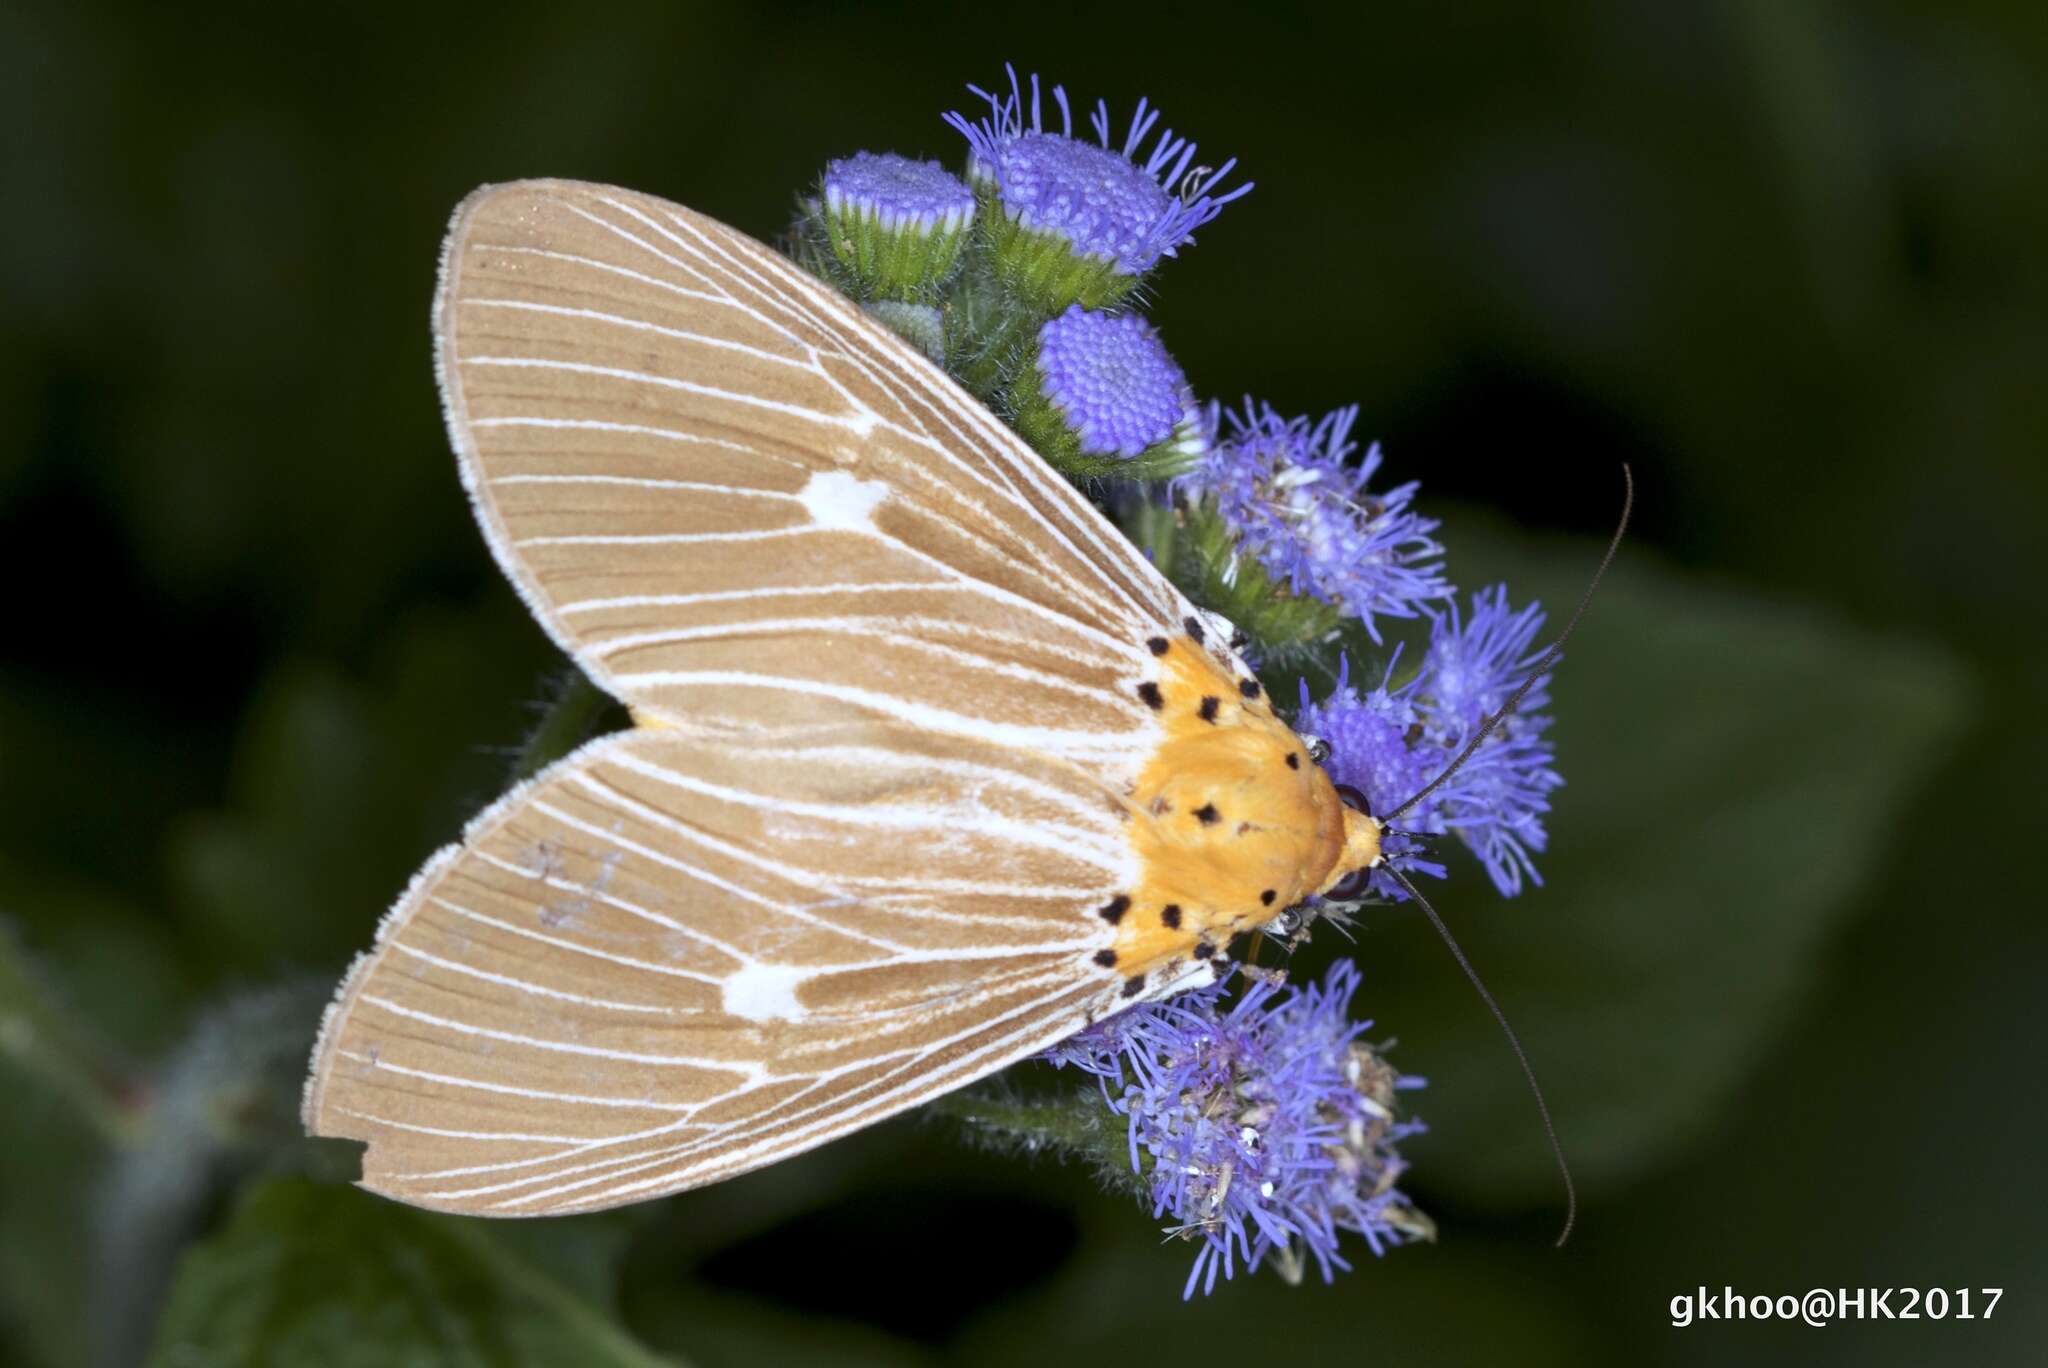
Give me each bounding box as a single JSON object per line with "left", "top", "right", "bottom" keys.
{"left": 436, "top": 179, "right": 1193, "bottom": 765}
{"left": 304, "top": 722, "right": 1219, "bottom": 1215}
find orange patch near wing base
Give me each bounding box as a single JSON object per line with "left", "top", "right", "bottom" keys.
{"left": 1111, "top": 637, "right": 1355, "bottom": 974}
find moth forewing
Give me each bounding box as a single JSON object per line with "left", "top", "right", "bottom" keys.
{"left": 433, "top": 180, "right": 1178, "bottom": 748}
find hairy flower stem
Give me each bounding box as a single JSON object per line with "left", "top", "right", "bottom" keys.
{"left": 950, "top": 280, "right": 1048, "bottom": 405}
{"left": 924, "top": 1085, "right": 1144, "bottom": 1196}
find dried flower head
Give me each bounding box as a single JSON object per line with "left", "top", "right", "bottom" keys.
{"left": 1046, "top": 962, "right": 1429, "bottom": 1297}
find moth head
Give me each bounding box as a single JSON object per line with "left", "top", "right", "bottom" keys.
{"left": 1314, "top": 782, "right": 1384, "bottom": 906}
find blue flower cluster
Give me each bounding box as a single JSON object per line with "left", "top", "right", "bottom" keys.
{"left": 944, "top": 65, "right": 1249, "bottom": 278}
{"left": 1034, "top": 307, "right": 1192, "bottom": 458}
{"left": 1297, "top": 585, "right": 1563, "bottom": 901}
{"left": 796, "top": 64, "right": 1571, "bottom": 1295}
{"left": 1181, "top": 402, "right": 1449, "bottom": 642}
{"left": 1046, "top": 963, "right": 1429, "bottom": 1297}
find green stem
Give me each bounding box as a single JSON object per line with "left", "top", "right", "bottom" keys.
{"left": 0, "top": 918, "right": 142, "bottom": 1146}
{"left": 1119, "top": 497, "right": 1181, "bottom": 574}
{"left": 953, "top": 294, "right": 1046, "bottom": 405}
{"left": 925, "top": 1086, "right": 1143, "bottom": 1193}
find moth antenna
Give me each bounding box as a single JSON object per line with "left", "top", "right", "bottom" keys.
{"left": 1386, "top": 465, "right": 1633, "bottom": 825}
{"left": 1383, "top": 861, "right": 1577, "bottom": 1247}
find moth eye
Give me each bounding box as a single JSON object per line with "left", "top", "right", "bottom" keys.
{"left": 1333, "top": 783, "right": 1372, "bottom": 817}
{"left": 1303, "top": 735, "right": 1332, "bottom": 765}
{"left": 1324, "top": 867, "right": 1373, "bottom": 902}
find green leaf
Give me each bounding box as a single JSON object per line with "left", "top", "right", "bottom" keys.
{"left": 147, "top": 1178, "right": 681, "bottom": 1368}
{"left": 1344, "top": 508, "right": 1974, "bottom": 1206}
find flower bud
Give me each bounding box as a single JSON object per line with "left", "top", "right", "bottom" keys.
{"left": 1012, "top": 305, "right": 1204, "bottom": 481}
{"left": 945, "top": 66, "right": 1249, "bottom": 313}
{"left": 808, "top": 151, "right": 975, "bottom": 301}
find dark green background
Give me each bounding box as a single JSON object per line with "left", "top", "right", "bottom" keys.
{"left": 2, "top": 2, "right": 2040, "bottom": 1364}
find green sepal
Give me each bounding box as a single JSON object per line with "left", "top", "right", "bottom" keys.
{"left": 800, "top": 195, "right": 971, "bottom": 304}
{"left": 979, "top": 187, "right": 1142, "bottom": 314}
{"left": 940, "top": 260, "right": 1049, "bottom": 404}
{"left": 1126, "top": 496, "right": 1346, "bottom": 668}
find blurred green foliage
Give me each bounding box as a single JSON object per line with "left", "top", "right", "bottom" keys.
{"left": 2, "top": 2, "right": 2042, "bottom": 1365}
{"left": 148, "top": 1181, "right": 669, "bottom": 1367}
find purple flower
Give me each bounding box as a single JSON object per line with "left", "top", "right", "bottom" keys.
{"left": 821, "top": 151, "right": 976, "bottom": 235}
{"left": 1182, "top": 402, "right": 1449, "bottom": 642}
{"left": 1024, "top": 305, "right": 1201, "bottom": 469}
{"left": 1045, "top": 962, "right": 1429, "bottom": 1297}
{"left": 1418, "top": 587, "right": 1562, "bottom": 896}
{"left": 1298, "top": 588, "right": 1562, "bottom": 899}
{"left": 944, "top": 66, "right": 1250, "bottom": 277}
{"left": 1296, "top": 654, "right": 1450, "bottom": 900}
{"left": 1424, "top": 584, "right": 1552, "bottom": 731}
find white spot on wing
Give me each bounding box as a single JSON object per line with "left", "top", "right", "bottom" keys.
{"left": 722, "top": 963, "right": 809, "bottom": 1022}
{"left": 797, "top": 470, "right": 889, "bottom": 532}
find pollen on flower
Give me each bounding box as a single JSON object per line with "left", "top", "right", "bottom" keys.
{"left": 1042, "top": 962, "right": 1429, "bottom": 1296}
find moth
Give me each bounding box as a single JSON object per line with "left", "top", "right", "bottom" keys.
{"left": 303, "top": 180, "right": 1386, "bottom": 1215}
